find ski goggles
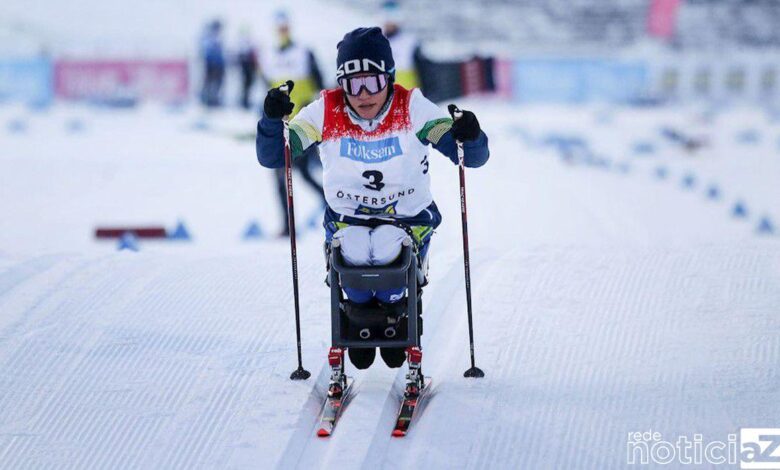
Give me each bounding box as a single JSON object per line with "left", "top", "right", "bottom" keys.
{"left": 338, "top": 73, "right": 389, "bottom": 96}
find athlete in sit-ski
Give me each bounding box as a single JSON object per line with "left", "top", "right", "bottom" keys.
{"left": 256, "top": 27, "right": 489, "bottom": 372}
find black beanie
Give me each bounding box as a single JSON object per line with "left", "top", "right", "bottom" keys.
{"left": 336, "top": 27, "right": 395, "bottom": 80}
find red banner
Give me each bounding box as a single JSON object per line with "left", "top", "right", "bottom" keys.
{"left": 647, "top": 0, "right": 681, "bottom": 39}
{"left": 494, "top": 59, "right": 513, "bottom": 98}
{"left": 460, "top": 59, "right": 485, "bottom": 96}
{"left": 54, "top": 60, "right": 189, "bottom": 102}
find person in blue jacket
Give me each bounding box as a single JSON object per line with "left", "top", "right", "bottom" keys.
{"left": 200, "top": 19, "right": 226, "bottom": 107}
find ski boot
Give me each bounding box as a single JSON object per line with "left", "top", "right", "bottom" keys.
{"left": 327, "top": 347, "right": 347, "bottom": 399}
{"left": 403, "top": 346, "right": 425, "bottom": 398}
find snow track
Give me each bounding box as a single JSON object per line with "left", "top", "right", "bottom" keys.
{"left": 395, "top": 245, "right": 780, "bottom": 469}
{"left": 276, "top": 250, "right": 491, "bottom": 468}
{"left": 2, "top": 243, "right": 775, "bottom": 468}
{"left": 1, "top": 101, "right": 780, "bottom": 468}
{"left": 0, "top": 251, "right": 325, "bottom": 468}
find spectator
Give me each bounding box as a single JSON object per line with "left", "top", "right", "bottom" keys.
{"left": 260, "top": 11, "right": 324, "bottom": 114}
{"left": 200, "top": 19, "right": 226, "bottom": 107}
{"left": 259, "top": 11, "right": 326, "bottom": 237}
{"left": 236, "top": 28, "right": 258, "bottom": 110}
{"left": 381, "top": 1, "right": 425, "bottom": 92}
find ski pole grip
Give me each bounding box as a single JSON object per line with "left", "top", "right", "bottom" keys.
{"left": 448, "top": 104, "right": 463, "bottom": 120}
{"left": 279, "top": 80, "right": 295, "bottom": 95}
{"left": 448, "top": 104, "right": 465, "bottom": 153}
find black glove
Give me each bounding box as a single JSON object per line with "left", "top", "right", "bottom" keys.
{"left": 263, "top": 80, "right": 295, "bottom": 119}
{"left": 448, "top": 104, "right": 481, "bottom": 142}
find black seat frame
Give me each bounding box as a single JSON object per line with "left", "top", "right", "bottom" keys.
{"left": 329, "top": 237, "right": 421, "bottom": 348}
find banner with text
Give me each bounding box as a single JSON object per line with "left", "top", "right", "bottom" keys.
{"left": 54, "top": 59, "right": 189, "bottom": 102}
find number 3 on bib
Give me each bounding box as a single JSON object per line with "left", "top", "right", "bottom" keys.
{"left": 421, "top": 155, "right": 429, "bottom": 175}
{"left": 362, "top": 170, "right": 385, "bottom": 191}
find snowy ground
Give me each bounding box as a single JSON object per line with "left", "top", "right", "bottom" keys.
{"left": 0, "top": 100, "right": 779, "bottom": 468}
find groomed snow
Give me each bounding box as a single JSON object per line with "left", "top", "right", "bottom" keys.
{"left": 0, "top": 98, "right": 778, "bottom": 468}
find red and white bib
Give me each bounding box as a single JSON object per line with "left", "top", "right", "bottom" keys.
{"left": 292, "top": 85, "right": 444, "bottom": 219}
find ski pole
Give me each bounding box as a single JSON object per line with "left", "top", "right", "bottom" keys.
{"left": 448, "top": 104, "right": 485, "bottom": 379}
{"left": 281, "top": 81, "right": 310, "bottom": 381}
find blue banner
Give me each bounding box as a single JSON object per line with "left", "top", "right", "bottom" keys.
{"left": 0, "top": 58, "right": 53, "bottom": 106}
{"left": 513, "top": 59, "right": 648, "bottom": 104}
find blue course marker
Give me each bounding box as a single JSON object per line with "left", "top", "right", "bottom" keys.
{"left": 243, "top": 221, "right": 264, "bottom": 240}
{"left": 655, "top": 166, "right": 668, "bottom": 180}
{"left": 736, "top": 129, "right": 760, "bottom": 144}
{"left": 706, "top": 185, "right": 721, "bottom": 200}
{"left": 757, "top": 217, "right": 775, "bottom": 234}
{"left": 191, "top": 118, "right": 210, "bottom": 131}
{"left": 118, "top": 232, "right": 139, "bottom": 252}
{"left": 65, "top": 118, "right": 85, "bottom": 134}
{"left": 589, "top": 156, "right": 611, "bottom": 169}
{"left": 632, "top": 142, "right": 655, "bottom": 155}
{"left": 732, "top": 201, "right": 748, "bottom": 218}
{"left": 169, "top": 221, "right": 192, "bottom": 241}
{"left": 6, "top": 119, "right": 27, "bottom": 134}
{"left": 682, "top": 173, "right": 696, "bottom": 189}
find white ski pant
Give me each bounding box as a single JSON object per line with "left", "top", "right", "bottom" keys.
{"left": 332, "top": 225, "right": 408, "bottom": 303}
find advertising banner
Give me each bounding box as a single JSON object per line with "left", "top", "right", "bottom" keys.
{"left": 54, "top": 60, "right": 189, "bottom": 102}
{"left": 513, "top": 59, "right": 649, "bottom": 103}
{"left": 647, "top": 0, "right": 681, "bottom": 39}
{"left": 0, "top": 58, "right": 53, "bottom": 105}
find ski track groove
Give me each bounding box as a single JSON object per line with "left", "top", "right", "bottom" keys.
{"left": 0, "top": 254, "right": 63, "bottom": 299}
{"left": 400, "top": 246, "right": 780, "bottom": 469}
{"left": 272, "top": 249, "right": 496, "bottom": 469}
{"left": 274, "top": 363, "right": 330, "bottom": 469}
{"left": 0, "top": 255, "right": 294, "bottom": 468}
{"left": 0, "top": 256, "right": 93, "bottom": 343}
{"left": 0, "top": 259, "right": 126, "bottom": 468}
{"left": 377, "top": 249, "right": 501, "bottom": 470}
{"left": 0, "top": 244, "right": 777, "bottom": 468}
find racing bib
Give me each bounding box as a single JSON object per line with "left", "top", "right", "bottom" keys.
{"left": 318, "top": 86, "right": 433, "bottom": 218}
